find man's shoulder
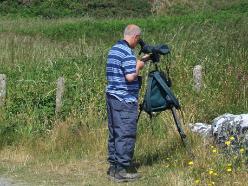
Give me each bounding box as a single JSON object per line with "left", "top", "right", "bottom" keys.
{"left": 110, "top": 40, "right": 132, "bottom": 55}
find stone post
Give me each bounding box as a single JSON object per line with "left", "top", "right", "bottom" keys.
{"left": 0, "top": 74, "right": 6, "bottom": 106}
{"left": 193, "top": 65, "right": 203, "bottom": 93}
{"left": 55, "top": 77, "right": 65, "bottom": 114}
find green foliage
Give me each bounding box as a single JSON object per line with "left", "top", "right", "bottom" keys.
{"left": 0, "top": 2, "right": 247, "bottom": 185}
{"left": 0, "top": 0, "right": 151, "bottom": 18}
{"left": 0, "top": 0, "right": 247, "bottom": 165}
{"left": 0, "top": 0, "right": 247, "bottom": 19}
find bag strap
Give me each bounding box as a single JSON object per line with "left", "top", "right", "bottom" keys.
{"left": 145, "top": 74, "right": 153, "bottom": 113}
{"left": 153, "top": 71, "right": 180, "bottom": 109}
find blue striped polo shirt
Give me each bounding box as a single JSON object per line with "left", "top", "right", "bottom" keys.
{"left": 106, "top": 40, "right": 139, "bottom": 102}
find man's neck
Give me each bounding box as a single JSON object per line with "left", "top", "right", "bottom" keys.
{"left": 123, "top": 39, "right": 131, "bottom": 48}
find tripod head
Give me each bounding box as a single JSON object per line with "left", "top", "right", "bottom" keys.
{"left": 138, "top": 39, "right": 170, "bottom": 63}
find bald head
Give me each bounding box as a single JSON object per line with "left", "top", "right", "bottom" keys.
{"left": 124, "top": 24, "right": 141, "bottom": 37}
{"left": 123, "top": 24, "right": 141, "bottom": 49}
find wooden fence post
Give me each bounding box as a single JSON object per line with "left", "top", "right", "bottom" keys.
{"left": 193, "top": 65, "right": 203, "bottom": 93}
{"left": 0, "top": 74, "right": 6, "bottom": 106}
{"left": 55, "top": 77, "right": 65, "bottom": 114}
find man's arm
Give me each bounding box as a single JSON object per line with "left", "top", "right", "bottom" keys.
{"left": 125, "top": 60, "right": 145, "bottom": 82}
{"left": 125, "top": 54, "right": 150, "bottom": 82}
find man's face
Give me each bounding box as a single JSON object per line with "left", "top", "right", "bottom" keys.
{"left": 130, "top": 34, "right": 140, "bottom": 49}
{"left": 133, "top": 35, "right": 141, "bottom": 48}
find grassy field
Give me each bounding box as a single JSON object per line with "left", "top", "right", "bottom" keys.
{"left": 0, "top": 1, "right": 247, "bottom": 185}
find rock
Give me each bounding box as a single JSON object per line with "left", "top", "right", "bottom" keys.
{"left": 190, "top": 113, "right": 248, "bottom": 151}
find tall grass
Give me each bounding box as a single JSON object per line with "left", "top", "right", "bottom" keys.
{"left": 0, "top": 3, "right": 247, "bottom": 185}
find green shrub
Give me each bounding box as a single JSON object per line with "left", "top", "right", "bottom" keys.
{"left": 0, "top": 0, "right": 151, "bottom": 18}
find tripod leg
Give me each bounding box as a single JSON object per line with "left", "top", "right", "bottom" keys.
{"left": 171, "top": 107, "right": 187, "bottom": 145}
{"left": 136, "top": 109, "right": 142, "bottom": 123}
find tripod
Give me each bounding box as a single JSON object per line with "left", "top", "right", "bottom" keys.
{"left": 137, "top": 62, "right": 187, "bottom": 146}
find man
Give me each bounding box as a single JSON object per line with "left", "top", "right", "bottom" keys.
{"left": 105, "top": 24, "right": 150, "bottom": 182}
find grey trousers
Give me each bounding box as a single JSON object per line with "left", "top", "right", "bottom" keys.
{"left": 106, "top": 93, "right": 138, "bottom": 168}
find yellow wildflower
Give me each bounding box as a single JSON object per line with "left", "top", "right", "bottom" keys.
{"left": 230, "top": 136, "right": 235, "bottom": 141}
{"left": 208, "top": 170, "right": 214, "bottom": 175}
{"left": 188, "top": 161, "right": 194, "bottom": 165}
{"left": 208, "top": 182, "right": 215, "bottom": 186}
{"left": 195, "top": 179, "right": 200, "bottom": 184}
{"left": 227, "top": 163, "right": 232, "bottom": 167}
{"left": 240, "top": 148, "right": 245, "bottom": 153}
{"left": 227, "top": 168, "right": 232, "bottom": 172}
{"left": 212, "top": 148, "right": 217, "bottom": 153}
{"left": 225, "top": 140, "right": 231, "bottom": 146}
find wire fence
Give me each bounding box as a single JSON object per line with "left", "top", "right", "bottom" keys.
{"left": 0, "top": 74, "right": 66, "bottom": 114}
{"left": 0, "top": 65, "right": 204, "bottom": 113}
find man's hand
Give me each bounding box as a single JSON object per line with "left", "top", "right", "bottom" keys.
{"left": 136, "top": 60, "right": 145, "bottom": 70}
{"left": 125, "top": 59, "right": 145, "bottom": 82}
{"left": 140, "top": 54, "right": 151, "bottom": 62}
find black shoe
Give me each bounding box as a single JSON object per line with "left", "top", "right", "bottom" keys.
{"left": 107, "top": 165, "right": 115, "bottom": 179}
{"left": 113, "top": 167, "right": 141, "bottom": 183}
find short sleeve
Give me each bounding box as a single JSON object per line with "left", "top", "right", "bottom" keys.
{"left": 122, "top": 55, "right": 137, "bottom": 75}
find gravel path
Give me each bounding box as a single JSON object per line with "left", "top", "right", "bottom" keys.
{"left": 0, "top": 176, "right": 26, "bottom": 186}
{"left": 0, "top": 177, "right": 15, "bottom": 186}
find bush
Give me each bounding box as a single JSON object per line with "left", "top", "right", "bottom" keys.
{"left": 0, "top": 0, "right": 152, "bottom": 18}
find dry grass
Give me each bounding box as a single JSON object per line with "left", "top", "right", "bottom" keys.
{"left": 0, "top": 6, "right": 247, "bottom": 185}
{"left": 151, "top": 0, "right": 242, "bottom": 15}
{"left": 0, "top": 127, "right": 247, "bottom": 185}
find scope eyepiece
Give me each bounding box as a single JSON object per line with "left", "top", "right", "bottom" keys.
{"left": 138, "top": 39, "right": 170, "bottom": 62}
